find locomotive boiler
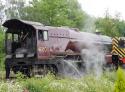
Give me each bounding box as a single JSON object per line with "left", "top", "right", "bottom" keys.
{"left": 3, "top": 19, "right": 112, "bottom": 78}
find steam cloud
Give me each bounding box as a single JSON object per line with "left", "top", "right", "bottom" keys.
{"left": 62, "top": 32, "right": 109, "bottom": 78}
{"left": 81, "top": 42, "right": 106, "bottom": 77}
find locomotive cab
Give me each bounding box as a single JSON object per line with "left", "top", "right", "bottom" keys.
{"left": 4, "top": 19, "right": 38, "bottom": 59}
{"left": 3, "top": 19, "right": 51, "bottom": 78}
{"left": 5, "top": 27, "right": 36, "bottom": 58}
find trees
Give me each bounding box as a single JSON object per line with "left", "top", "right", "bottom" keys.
{"left": 0, "top": 0, "right": 4, "bottom": 24}
{"left": 18, "top": 0, "right": 87, "bottom": 30}
{"left": 95, "top": 12, "right": 125, "bottom": 37}
{"left": 2, "top": 0, "right": 125, "bottom": 37}
{"left": 4, "top": 0, "right": 25, "bottom": 19}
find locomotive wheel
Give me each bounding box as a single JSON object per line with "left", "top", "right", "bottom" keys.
{"left": 11, "top": 64, "right": 58, "bottom": 78}
{"left": 20, "top": 66, "right": 31, "bottom": 77}
{"left": 48, "top": 64, "right": 58, "bottom": 75}
{"left": 31, "top": 65, "right": 47, "bottom": 77}
{"left": 12, "top": 66, "right": 31, "bottom": 78}
{"left": 31, "top": 64, "right": 58, "bottom": 77}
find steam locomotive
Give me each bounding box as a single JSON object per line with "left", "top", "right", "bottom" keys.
{"left": 3, "top": 19, "right": 121, "bottom": 78}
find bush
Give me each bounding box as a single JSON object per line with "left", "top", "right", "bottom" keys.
{"left": 114, "top": 68, "right": 125, "bottom": 92}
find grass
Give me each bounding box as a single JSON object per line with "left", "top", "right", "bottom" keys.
{"left": 0, "top": 81, "right": 24, "bottom": 92}
{"left": 0, "top": 70, "right": 119, "bottom": 92}
{"left": 21, "top": 71, "right": 116, "bottom": 92}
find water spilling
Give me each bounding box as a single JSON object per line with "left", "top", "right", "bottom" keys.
{"left": 62, "top": 60, "right": 83, "bottom": 78}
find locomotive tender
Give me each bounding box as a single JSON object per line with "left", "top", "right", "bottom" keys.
{"left": 3, "top": 19, "right": 112, "bottom": 78}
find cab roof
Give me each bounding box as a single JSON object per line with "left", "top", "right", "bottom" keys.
{"left": 3, "top": 19, "right": 46, "bottom": 33}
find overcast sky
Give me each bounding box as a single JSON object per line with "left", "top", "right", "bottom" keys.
{"left": 78, "top": 0, "right": 125, "bottom": 20}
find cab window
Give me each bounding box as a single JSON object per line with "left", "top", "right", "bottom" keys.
{"left": 13, "top": 34, "right": 18, "bottom": 42}
{"left": 38, "top": 30, "right": 48, "bottom": 41}
{"left": 7, "top": 33, "right": 12, "bottom": 40}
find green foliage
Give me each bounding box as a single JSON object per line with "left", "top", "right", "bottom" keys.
{"left": 0, "top": 27, "right": 5, "bottom": 70}
{"left": 23, "top": 73, "right": 56, "bottom": 92}
{"left": 0, "top": 54, "right": 5, "bottom": 71}
{"left": 0, "top": 2, "right": 4, "bottom": 23}
{"left": 95, "top": 12, "right": 125, "bottom": 37}
{"left": 0, "top": 71, "right": 5, "bottom": 80}
{"left": 0, "top": 71, "right": 116, "bottom": 92}
{"left": 103, "top": 71, "right": 117, "bottom": 83}
{"left": 5, "top": 0, "right": 25, "bottom": 19}
{"left": 21, "top": 72, "right": 115, "bottom": 92}
{"left": 114, "top": 68, "right": 125, "bottom": 92}
{"left": 0, "top": 28, "right": 4, "bottom": 53}
{"left": 19, "top": 0, "right": 87, "bottom": 30}
{"left": 15, "top": 72, "right": 26, "bottom": 82}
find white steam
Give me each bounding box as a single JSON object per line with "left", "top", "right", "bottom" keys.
{"left": 81, "top": 42, "right": 106, "bottom": 77}
{"left": 62, "top": 32, "right": 110, "bottom": 78}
